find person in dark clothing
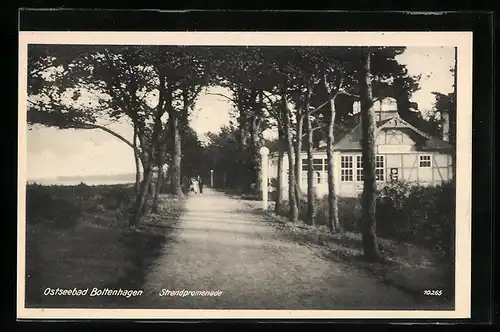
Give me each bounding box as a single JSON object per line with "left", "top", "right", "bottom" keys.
{"left": 182, "top": 176, "right": 190, "bottom": 194}
{"left": 198, "top": 175, "right": 203, "bottom": 194}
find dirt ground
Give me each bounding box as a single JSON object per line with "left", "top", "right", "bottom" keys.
{"left": 130, "top": 188, "right": 440, "bottom": 310}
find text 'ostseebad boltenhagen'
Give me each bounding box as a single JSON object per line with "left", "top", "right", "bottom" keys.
{"left": 43, "top": 287, "right": 143, "bottom": 298}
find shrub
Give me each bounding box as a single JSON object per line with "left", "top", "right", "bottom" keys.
{"left": 276, "top": 196, "right": 308, "bottom": 220}
{"left": 100, "top": 186, "right": 135, "bottom": 211}
{"left": 376, "top": 180, "right": 416, "bottom": 239}
{"left": 375, "top": 180, "right": 455, "bottom": 261}
{"left": 278, "top": 193, "right": 361, "bottom": 231}
{"left": 306, "top": 195, "right": 361, "bottom": 231}
{"left": 26, "top": 184, "right": 137, "bottom": 228}
{"left": 26, "top": 185, "right": 83, "bottom": 229}
{"left": 26, "top": 184, "right": 53, "bottom": 225}
{"left": 275, "top": 180, "right": 455, "bottom": 263}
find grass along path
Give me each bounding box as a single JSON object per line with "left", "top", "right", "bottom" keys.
{"left": 244, "top": 199, "right": 454, "bottom": 309}
{"left": 25, "top": 193, "right": 185, "bottom": 308}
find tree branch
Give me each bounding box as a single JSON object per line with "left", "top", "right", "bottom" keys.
{"left": 301, "top": 125, "right": 325, "bottom": 138}
{"left": 29, "top": 63, "right": 56, "bottom": 77}
{"left": 338, "top": 89, "right": 360, "bottom": 98}
{"left": 72, "top": 122, "right": 136, "bottom": 152}
{"left": 187, "top": 85, "right": 203, "bottom": 108}
{"left": 309, "top": 100, "right": 330, "bottom": 114}
{"left": 206, "top": 92, "right": 237, "bottom": 104}
{"left": 261, "top": 90, "right": 278, "bottom": 105}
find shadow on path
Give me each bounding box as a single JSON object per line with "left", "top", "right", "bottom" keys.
{"left": 127, "top": 188, "right": 434, "bottom": 310}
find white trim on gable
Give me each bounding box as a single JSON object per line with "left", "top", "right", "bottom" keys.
{"left": 377, "top": 114, "right": 431, "bottom": 140}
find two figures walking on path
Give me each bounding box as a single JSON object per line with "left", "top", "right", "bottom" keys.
{"left": 189, "top": 175, "right": 204, "bottom": 194}
{"left": 182, "top": 174, "right": 204, "bottom": 194}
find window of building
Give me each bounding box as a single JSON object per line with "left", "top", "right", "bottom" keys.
{"left": 301, "top": 158, "right": 328, "bottom": 184}
{"left": 353, "top": 155, "right": 384, "bottom": 182}
{"left": 313, "top": 159, "right": 324, "bottom": 183}
{"left": 300, "top": 159, "right": 307, "bottom": 183}
{"left": 341, "top": 155, "right": 353, "bottom": 182}
{"left": 419, "top": 155, "right": 431, "bottom": 168}
{"left": 375, "top": 155, "right": 385, "bottom": 181}
{"left": 313, "top": 158, "right": 323, "bottom": 170}
{"left": 356, "top": 155, "right": 363, "bottom": 181}
{"left": 301, "top": 159, "right": 308, "bottom": 171}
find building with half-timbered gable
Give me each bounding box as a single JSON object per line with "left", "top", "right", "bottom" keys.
{"left": 268, "top": 97, "right": 453, "bottom": 198}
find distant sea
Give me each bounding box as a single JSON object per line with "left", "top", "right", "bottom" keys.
{"left": 27, "top": 173, "right": 137, "bottom": 186}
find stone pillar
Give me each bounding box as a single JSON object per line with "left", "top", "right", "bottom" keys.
{"left": 259, "top": 146, "right": 270, "bottom": 210}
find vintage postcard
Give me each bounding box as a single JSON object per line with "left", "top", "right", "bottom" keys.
{"left": 18, "top": 31, "right": 472, "bottom": 320}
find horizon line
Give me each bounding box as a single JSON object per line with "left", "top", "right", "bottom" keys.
{"left": 27, "top": 172, "right": 137, "bottom": 181}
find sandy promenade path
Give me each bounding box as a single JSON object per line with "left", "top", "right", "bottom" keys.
{"left": 136, "top": 188, "right": 421, "bottom": 310}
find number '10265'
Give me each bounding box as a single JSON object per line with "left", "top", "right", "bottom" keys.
{"left": 423, "top": 290, "right": 443, "bottom": 296}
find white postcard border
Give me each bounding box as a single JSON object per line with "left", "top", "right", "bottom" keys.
{"left": 17, "top": 31, "right": 473, "bottom": 320}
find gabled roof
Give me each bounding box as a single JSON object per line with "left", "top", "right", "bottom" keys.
{"left": 330, "top": 114, "right": 453, "bottom": 152}
{"left": 321, "top": 118, "right": 391, "bottom": 151}
{"left": 268, "top": 114, "right": 453, "bottom": 159}
{"left": 417, "top": 136, "right": 454, "bottom": 151}
{"left": 377, "top": 116, "right": 431, "bottom": 139}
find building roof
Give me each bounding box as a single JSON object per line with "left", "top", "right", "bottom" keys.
{"left": 306, "top": 118, "right": 391, "bottom": 153}
{"left": 268, "top": 114, "right": 453, "bottom": 158}
{"left": 316, "top": 114, "right": 453, "bottom": 152}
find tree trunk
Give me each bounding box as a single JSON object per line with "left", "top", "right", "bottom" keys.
{"left": 294, "top": 113, "right": 304, "bottom": 208}
{"left": 170, "top": 110, "right": 184, "bottom": 197}
{"left": 360, "top": 49, "right": 382, "bottom": 261}
{"left": 326, "top": 97, "right": 341, "bottom": 233}
{"left": 239, "top": 121, "right": 248, "bottom": 189}
{"left": 237, "top": 88, "right": 249, "bottom": 189}
{"left": 252, "top": 119, "right": 262, "bottom": 190}
{"left": 451, "top": 46, "right": 457, "bottom": 182}
{"left": 275, "top": 121, "right": 284, "bottom": 214}
{"left": 152, "top": 151, "right": 165, "bottom": 214}
{"left": 129, "top": 159, "right": 155, "bottom": 227}
{"left": 165, "top": 164, "right": 174, "bottom": 192}
{"left": 141, "top": 175, "right": 155, "bottom": 216}
{"left": 305, "top": 95, "right": 315, "bottom": 225}
{"left": 133, "top": 125, "right": 141, "bottom": 197}
{"left": 283, "top": 94, "right": 298, "bottom": 222}
{"left": 245, "top": 89, "right": 261, "bottom": 190}
{"left": 236, "top": 86, "right": 248, "bottom": 149}
{"left": 239, "top": 110, "right": 248, "bottom": 150}
{"left": 240, "top": 126, "right": 248, "bottom": 149}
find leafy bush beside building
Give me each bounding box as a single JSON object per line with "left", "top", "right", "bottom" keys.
{"left": 276, "top": 180, "right": 455, "bottom": 262}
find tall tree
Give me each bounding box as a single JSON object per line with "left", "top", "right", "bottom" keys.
{"left": 291, "top": 47, "right": 351, "bottom": 228}
{"left": 452, "top": 47, "right": 457, "bottom": 181}
{"left": 96, "top": 47, "right": 163, "bottom": 222}
{"left": 249, "top": 89, "right": 266, "bottom": 189}
{"left": 359, "top": 48, "right": 382, "bottom": 261}
{"left": 282, "top": 92, "right": 299, "bottom": 222}
{"left": 26, "top": 45, "right": 163, "bottom": 227}
{"left": 304, "top": 82, "right": 316, "bottom": 225}
{"left": 272, "top": 49, "right": 304, "bottom": 223}
{"left": 211, "top": 47, "right": 273, "bottom": 190}
{"left": 320, "top": 69, "right": 347, "bottom": 233}
{"left": 150, "top": 46, "right": 210, "bottom": 196}
{"left": 258, "top": 91, "right": 286, "bottom": 215}
{"left": 274, "top": 116, "right": 285, "bottom": 214}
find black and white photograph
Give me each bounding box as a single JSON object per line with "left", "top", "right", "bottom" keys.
{"left": 18, "top": 31, "right": 472, "bottom": 319}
